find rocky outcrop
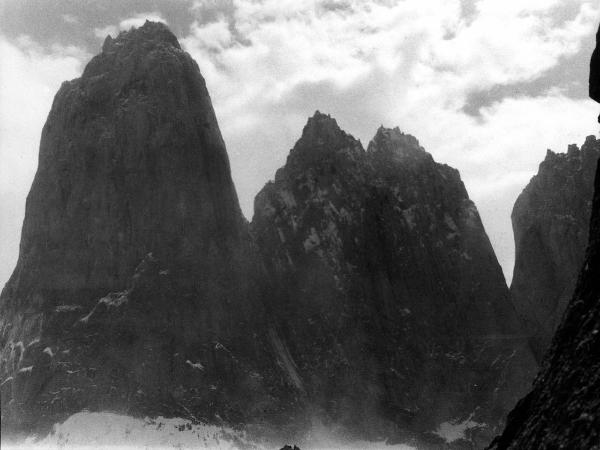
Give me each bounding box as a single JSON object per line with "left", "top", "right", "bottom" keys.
{"left": 252, "top": 114, "right": 536, "bottom": 445}
{"left": 488, "top": 24, "right": 600, "bottom": 449}
{"left": 0, "top": 22, "right": 283, "bottom": 433}
{"left": 511, "top": 137, "right": 600, "bottom": 361}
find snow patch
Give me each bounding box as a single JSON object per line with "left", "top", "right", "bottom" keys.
{"left": 43, "top": 347, "right": 54, "bottom": 358}
{"left": 185, "top": 360, "right": 205, "bottom": 371}
{"left": 18, "top": 366, "right": 33, "bottom": 374}
{"left": 99, "top": 291, "right": 128, "bottom": 308}
{"left": 80, "top": 291, "right": 129, "bottom": 323}
{"left": 2, "top": 412, "right": 422, "bottom": 450}
{"left": 55, "top": 305, "right": 82, "bottom": 313}
{"left": 433, "top": 415, "right": 485, "bottom": 443}
{"left": 12, "top": 412, "right": 254, "bottom": 449}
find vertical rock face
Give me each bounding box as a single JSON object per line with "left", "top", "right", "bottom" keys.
{"left": 511, "top": 138, "right": 600, "bottom": 361}
{"left": 488, "top": 25, "right": 600, "bottom": 449}
{"left": 0, "top": 22, "right": 278, "bottom": 432}
{"left": 252, "top": 113, "right": 536, "bottom": 444}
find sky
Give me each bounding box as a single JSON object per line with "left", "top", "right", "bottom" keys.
{"left": 1, "top": 0, "right": 599, "bottom": 288}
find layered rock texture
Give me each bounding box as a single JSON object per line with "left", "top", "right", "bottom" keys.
{"left": 0, "top": 22, "right": 284, "bottom": 433}
{"left": 511, "top": 137, "right": 600, "bottom": 361}
{"left": 252, "top": 114, "right": 536, "bottom": 445}
{"left": 488, "top": 25, "right": 600, "bottom": 449}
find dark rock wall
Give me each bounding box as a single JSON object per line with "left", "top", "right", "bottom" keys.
{"left": 511, "top": 138, "right": 600, "bottom": 361}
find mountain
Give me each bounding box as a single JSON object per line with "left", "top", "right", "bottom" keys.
{"left": 252, "top": 113, "right": 536, "bottom": 445}
{"left": 0, "top": 20, "right": 539, "bottom": 447}
{"left": 511, "top": 138, "right": 600, "bottom": 361}
{"left": 488, "top": 24, "right": 600, "bottom": 449}
{"left": 0, "top": 21, "right": 284, "bottom": 433}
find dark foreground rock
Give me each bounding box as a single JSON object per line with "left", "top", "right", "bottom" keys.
{"left": 0, "top": 21, "right": 287, "bottom": 434}
{"left": 488, "top": 24, "right": 600, "bottom": 449}
{"left": 511, "top": 137, "right": 600, "bottom": 361}
{"left": 252, "top": 114, "right": 536, "bottom": 444}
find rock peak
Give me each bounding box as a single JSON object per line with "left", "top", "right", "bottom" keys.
{"left": 81, "top": 20, "right": 192, "bottom": 99}
{"left": 294, "top": 111, "right": 361, "bottom": 154}
{"left": 103, "top": 20, "right": 180, "bottom": 52}
{"left": 367, "top": 125, "right": 426, "bottom": 160}
{"left": 96, "top": 20, "right": 180, "bottom": 66}
{"left": 275, "top": 112, "right": 363, "bottom": 179}
{"left": 302, "top": 111, "right": 344, "bottom": 138}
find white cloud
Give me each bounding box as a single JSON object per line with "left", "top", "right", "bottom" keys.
{"left": 94, "top": 25, "right": 118, "bottom": 39}
{"left": 94, "top": 11, "right": 169, "bottom": 40}
{"left": 62, "top": 14, "right": 79, "bottom": 24}
{"left": 188, "top": 19, "right": 232, "bottom": 50}
{"left": 119, "top": 12, "right": 169, "bottom": 30}
{"left": 181, "top": 0, "right": 600, "bottom": 281}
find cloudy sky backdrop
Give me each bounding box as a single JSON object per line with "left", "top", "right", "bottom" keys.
{"left": 1, "top": 0, "right": 600, "bottom": 287}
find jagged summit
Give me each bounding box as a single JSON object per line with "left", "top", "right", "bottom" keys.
{"left": 84, "top": 21, "right": 185, "bottom": 83}
{"left": 282, "top": 112, "right": 364, "bottom": 176}
{"left": 298, "top": 111, "right": 358, "bottom": 147}
{"left": 368, "top": 126, "right": 422, "bottom": 154}
{"left": 101, "top": 20, "right": 180, "bottom": 53}
{"left": 543, "top": 135, "right": 597, "bottom": 165}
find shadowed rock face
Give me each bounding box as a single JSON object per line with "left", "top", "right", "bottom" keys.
{"left": 511, "top": 138, "right": 600, "bottom": 361}
{"left": 0, "top": 21, "right": 283, "bottom": 433}
{"left": 252, "top": 113, "right": 536, "bottom": 445}
{"left": 488, "top": 24, "right": 600, "bottom": 450}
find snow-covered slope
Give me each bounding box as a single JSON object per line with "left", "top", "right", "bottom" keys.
{"left": 2, "top": 411, "right": 418, "bottom": 450}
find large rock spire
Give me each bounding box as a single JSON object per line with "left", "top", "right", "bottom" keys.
{"left": 0, "top": 21, "right": 275, "bottom": 433}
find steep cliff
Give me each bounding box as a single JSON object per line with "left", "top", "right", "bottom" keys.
{"left": 511, "top": 138, "right": 600, "bottom": 361}
{"left": 0, "top": 22, "right": 283, "bottom": 433}
{"left": 252, "top": 114, "right": 536, "bottom": 445}
{"left": 488, "top": 24, "right": 600, "bottom": 449}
